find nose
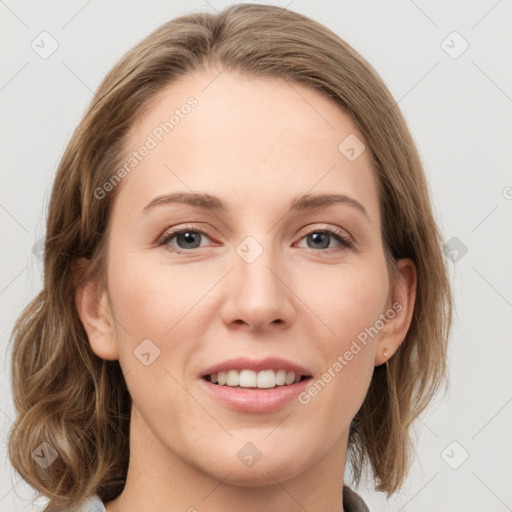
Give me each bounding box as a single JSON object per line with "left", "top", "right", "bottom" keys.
{"left": 220, "top": 238, "right": 296, "bottom": 332}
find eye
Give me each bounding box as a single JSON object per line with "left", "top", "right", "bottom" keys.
{"left": 295, "top": 227, "right": 353, "bottom": 252}
{"left": 158, "top": 225, "right": 215, "bottom": 252}
{"left": 157, "top": 224, "right": 353, "bottom": 254}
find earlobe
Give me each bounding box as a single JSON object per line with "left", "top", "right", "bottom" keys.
{"left": 73, "top": 258, "right": 119, "bottom": 361}
{"left": 375, "top": 258, "right": 417, "bottom": 366}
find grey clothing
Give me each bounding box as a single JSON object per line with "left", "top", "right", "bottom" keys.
{"left": 77, "top": 485, "right": 370, "bottom": 511}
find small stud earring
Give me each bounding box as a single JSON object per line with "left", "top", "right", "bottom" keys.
{"left": 383, "top": 348, "right": 390, "bottom": 369}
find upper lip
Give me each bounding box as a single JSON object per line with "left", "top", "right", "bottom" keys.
{"left": 200, "top": 356, "right": 313, "bottom": 378}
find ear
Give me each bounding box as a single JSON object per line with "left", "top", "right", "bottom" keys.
{"left": 73, "top": 257, "right": 119, "bottom": 361}
{"left": 374, "top": 258, "right": 417, "bottom": 366}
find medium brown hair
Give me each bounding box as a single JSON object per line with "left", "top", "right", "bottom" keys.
{"left": 8, "top": 3, "right": 453, "bottom": 510}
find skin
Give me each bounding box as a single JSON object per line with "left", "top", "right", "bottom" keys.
{"left": 75, "top": 69, "right": 416, "bottom": 512}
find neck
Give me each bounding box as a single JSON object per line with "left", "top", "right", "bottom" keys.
{"left": 104, "top": 405, "right": 349, "bottom": 512}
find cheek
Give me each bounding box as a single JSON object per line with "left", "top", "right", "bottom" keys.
{"left": 105, "top": 253, "right": 210, "bottom": 426}
{"left": 295, "top": 258, "right": 390, "bottom": 347}
{"left": 107, "top": 251, "right": 214, "bottom": 343}
{"left": 293, "top": 259, "right": 388, "bottom": 406}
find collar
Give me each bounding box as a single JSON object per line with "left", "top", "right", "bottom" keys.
{"left": 91, "top": 486, "right": 370, "bottom": 512}
{"left": 343, "top": 485, "right": 371, "bottom": 512}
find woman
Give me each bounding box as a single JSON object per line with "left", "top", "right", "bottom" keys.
{"left": 8, "top": 4, "right": 452, "bottom": 511}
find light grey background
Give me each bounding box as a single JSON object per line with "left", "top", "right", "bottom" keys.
{"left": 1, "top": 1, "right": 511, "bottom": 511}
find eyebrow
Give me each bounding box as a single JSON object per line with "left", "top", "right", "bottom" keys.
{"left": 142, "top": 191, "right": 370, "bottom": 220}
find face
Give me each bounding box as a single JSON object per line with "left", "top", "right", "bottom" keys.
{"left": 79, "top": 69, "right": 414, "bottom": 487}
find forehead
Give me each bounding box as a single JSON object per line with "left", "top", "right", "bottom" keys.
{"left": 114, "top": 70, "right": 379, "bottom": 223}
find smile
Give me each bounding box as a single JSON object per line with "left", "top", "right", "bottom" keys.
{"left": 204, "top": 369, "right": 308, "bottom": 389}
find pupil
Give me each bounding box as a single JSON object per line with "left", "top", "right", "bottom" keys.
{"left": 309, "top": 232, "right": 329, "bottom": 249}
{"left": 179, "top": 231, "right": 200, "bottom": 249}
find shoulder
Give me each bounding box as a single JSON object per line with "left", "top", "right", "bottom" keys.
{"left": 343, "top": 485, "right": 371, "bottom": 512}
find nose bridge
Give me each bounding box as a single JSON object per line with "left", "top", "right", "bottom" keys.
{"left": 224, "top": 233, "right": 295, "bottom": 329}
{"left": 235, "top": 234, "right": 284, "bottom": 300}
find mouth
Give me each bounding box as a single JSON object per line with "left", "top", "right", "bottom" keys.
{"left": 203, "top": 369, "right": 312, "bottom": 389}
{"left": 198, "top": 357, "right": 314, "bottom": 412}
{"left": 199, "top": 371, "right": 313, "bottom": 413}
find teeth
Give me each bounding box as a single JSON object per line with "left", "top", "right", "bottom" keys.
{"left": 208, "top": 369, "right": 304, "bottom": 388}
{"left": 226, "top": 369, "right": 239, "bottom": 386}
{"left": 239, "top": 369, "right": 257, "bottom": 387}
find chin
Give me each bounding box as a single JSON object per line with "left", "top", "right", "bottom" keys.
{"left": 193, "top": 443, "right": 309, "bottom": 487}
{"left": 219, "top": 460, "right": 306, "bottom": 487}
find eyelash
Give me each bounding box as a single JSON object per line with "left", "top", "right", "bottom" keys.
{"left": 157, "top": 224, "right": 353, "bottom": 254}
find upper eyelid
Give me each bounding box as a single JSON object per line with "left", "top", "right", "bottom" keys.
{"left": 160, "top": 223, "right": 349, "bottom": 236}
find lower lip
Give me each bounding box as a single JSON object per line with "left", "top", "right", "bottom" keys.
{"left": 199, "top": 377, "right": 312, "bottom": 413}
